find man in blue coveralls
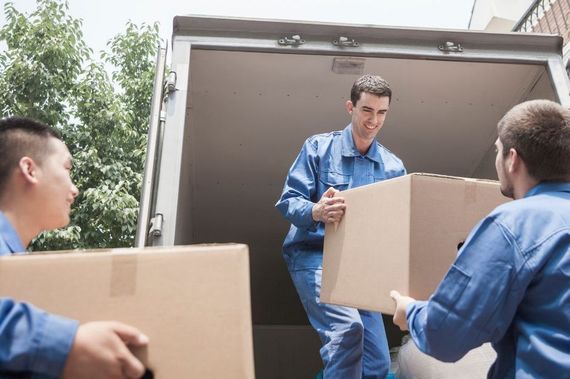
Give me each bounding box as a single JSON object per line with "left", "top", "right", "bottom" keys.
{"left": 391, "top": 99, "right": 570, "bottom": 378}
{"left": 0, "top": 117, "right": 148, "bottom": 378}
{"left": 276, "top": 74, "right": 406, "bottom": 378}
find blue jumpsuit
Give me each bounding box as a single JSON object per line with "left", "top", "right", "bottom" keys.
{"left": 0, "top": 212, "right": 78, "bottom": 378}
{"left": 407, "top": 182, "right": 570, "bottom": 379}
{"left": 276, "top": 124, "right": 406, "bottom": 378}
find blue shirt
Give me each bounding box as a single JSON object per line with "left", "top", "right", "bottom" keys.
{"left": 406, "top": 182, "right": 570, "bottom": 379}
{"left": 276, "top": 124, "right": 406, "bottom": 270}
{"left": 0, "top": 212, "right": 78, "bottom": 378}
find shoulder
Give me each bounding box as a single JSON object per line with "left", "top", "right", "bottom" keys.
{"left": 487, "top": 194, "right": 570, "bottom": 251}
{"left": 301, "top": 130, "right": 343, "bottom": 155}
{"left": 490, "top": 193, "right": 567, "bottom": 223}
{"left": 306, "top": 130, "right": 342, "bottom": 146}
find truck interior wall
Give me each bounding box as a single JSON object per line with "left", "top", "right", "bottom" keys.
{"left": 471, "top": 70, "right": 555, "bottom": 178}
{"left": 171, "top": 49, "right": 557, "bottom": 372}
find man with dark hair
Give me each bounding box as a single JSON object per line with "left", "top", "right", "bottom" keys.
{"left": 391, "top": 99, "right": 570, "bottom": 378}
{"left": 276, "top": 74, "right": 406, "bottom": 378}
{"left": 0, "top": 117, "right": 148, "bottom": 379}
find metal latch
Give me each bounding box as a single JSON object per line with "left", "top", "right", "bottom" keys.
{"left": 278, "top": 34, "right": 305, "bottom": 46}
{"left": 164, "top": 71, "right": 177, "bottom": 95}
{"left": 438, "top": 41, "right": 463, "bottom": 53}
{"left": 333, "top": 36, "right": 360, "bottom": 47}
{"left": 148, "top": 213, "right": 163, "bottom": 238}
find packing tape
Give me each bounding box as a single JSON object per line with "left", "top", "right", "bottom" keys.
{"left": 110, "top": 253, "right": 138, "bottom": 297}
{"left": 465, "top": 181, "right": 477, "bottom": 204}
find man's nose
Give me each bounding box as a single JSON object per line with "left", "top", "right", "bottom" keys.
{"left": 71, "top": 183, "right": 79, "bottom": 198}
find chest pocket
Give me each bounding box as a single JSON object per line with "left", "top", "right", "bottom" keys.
{"left": 319, "top": 171, "right": 350, "bottom": 191}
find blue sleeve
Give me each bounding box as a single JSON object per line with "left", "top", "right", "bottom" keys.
{"left": 275, "top": 139, "right": 320, "bottom": 231}
{"left": 0, "top": 298, "right": 78, "bottom": 376}
{"left": 406, "top": 217, "right": 525, "bottom": 362}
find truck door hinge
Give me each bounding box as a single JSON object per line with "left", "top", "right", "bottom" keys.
{"left": 333, "top": 36, "right": 360, "bottom": 48}
{"left": 148, "top": 213, "right": 163, "bottom": 238}
{"left": 164, "top": 71, "right": 177, "bottom": 97}
{"left": 278, "top": 34, "right": 305, "bottom": 46}
{"left": 438, "top": 41, "right": 463, "bottom": 53}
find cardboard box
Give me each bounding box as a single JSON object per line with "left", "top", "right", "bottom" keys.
{"left": 320, "top": 173, "right": 509, "bottom": 314}
{"left": 0, "top": 244, "right": 255, "bottom": 379}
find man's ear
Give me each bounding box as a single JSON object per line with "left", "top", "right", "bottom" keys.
{"left": 345, "top": 100, "right": 354, "bottom": 114}
{"left": 18, "top": 157, "right": 40, "bottom": 184}
{"left": 507, "top": 148, "right": 523, "bottom": 174}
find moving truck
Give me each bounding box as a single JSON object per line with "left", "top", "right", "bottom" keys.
{"left": 135, "top": 15, "right": 570, "bottom": 378}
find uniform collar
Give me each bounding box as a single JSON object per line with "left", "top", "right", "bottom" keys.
{"left": 524, "top": 181, "right": 570, "bottom": 198}
{"left": 341, "top": 124, "right": 381, "bottom": 163}
{"left": 0, "top": 211, "right": 25, "bottom": 254}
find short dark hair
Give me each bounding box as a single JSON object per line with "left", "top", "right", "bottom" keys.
{"left": 498, "top": 99, "right": 570, "bottom": 181}
{"left": 0, "top": 117, "right": 61, "bottom": 194}
{"left": 350, "top": 74, "right": 392, "bottom": 106}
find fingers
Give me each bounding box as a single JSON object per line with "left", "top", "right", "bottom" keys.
{"left": 111, "top": 322, "right": 148, "bottom": 378}
{"left": 322, "top": 196, "right": 345, "bottom": 206}
{"left": 390, "top": 290, "right": 413, "bottom": 331}
{"left": 325, "top": 211, "right": 343, "bottom": 221}
{"left": 324, "top": 203, "right": 346, "bottom": 213}
{"left": 111, "top": 321, "right": 149, "bottom": 347}
{"left": 117, "top": 342, "right": 146, "bottom": 379}
{"left": 323, "top": 187, "right": 339, "bottom": 198}
{"left": 390, "top": 290, "right": 400, "bottom": 302}
{"left": 112, "top": 322, "right": 147, "bottom": 378}
{"left": 313, "top": 188, "right": 347, "bottom": 224}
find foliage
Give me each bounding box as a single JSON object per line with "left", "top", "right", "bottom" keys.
{"left": 0, "top": 0, "right": 161, "bottom": 249}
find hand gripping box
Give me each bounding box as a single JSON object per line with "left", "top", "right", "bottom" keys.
{"left": 320, "top": 173, "right": 509, "bottom": 314}
{"left": 0, "top": 244, "right": 255, "bottom": 379}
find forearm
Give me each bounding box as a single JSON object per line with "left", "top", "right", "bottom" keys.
{"left": 406, "top": 300, "right": 483, "bottom": 362}
{"left": 0, "top": 299, "right": 78, "bottom": 376}
{"left": 276, "top": 196, "right": 318, "bottom": 230}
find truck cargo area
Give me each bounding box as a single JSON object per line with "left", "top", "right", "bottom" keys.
{"left": 141, "top": 16, "right": 568, "bottom": 378}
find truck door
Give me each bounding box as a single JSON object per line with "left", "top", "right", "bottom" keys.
{"left": 135, "top": 45, "right": 168, "bottom": 247}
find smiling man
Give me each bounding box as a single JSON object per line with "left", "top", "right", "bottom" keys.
{"left": 391, "top": 99, "right": 570, "bottom": 378}
{"left": 0, "top": 117, "right": 148, "bottom": 379}
{"left": 276, "top": 75, "right": 406, "bottom": 378}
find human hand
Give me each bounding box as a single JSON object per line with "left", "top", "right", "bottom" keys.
{"left": 61, "top": 321, "right": 149, "bottom": 379}
{"left": 390, "top": 290, "right": 416, "bottom": 331}
{"left": 312, "top": 187, "right": 346, "bottom": 224}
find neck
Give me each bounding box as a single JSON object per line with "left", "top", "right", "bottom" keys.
{"left": 512, "top": 175, "right": 539, "bottom": 200}
{"left": 0, "top": 199, "right": 40, "bottom": 248}
{"left": 352, "top": 132, "right": 373, "bottom": 155}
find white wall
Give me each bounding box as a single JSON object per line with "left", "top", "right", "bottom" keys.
{"left": 469, "top": 0, "right": 536, "bottom": 31}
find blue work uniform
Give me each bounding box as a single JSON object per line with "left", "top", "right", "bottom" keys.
{"left": 406, "top": 182, "right": 570, "bottom": 379}
{"left": 0, "top": 212, "right": 78, "bottom": 378}
{"left": 276, "top": 124, "right": 406, "bottom": 379}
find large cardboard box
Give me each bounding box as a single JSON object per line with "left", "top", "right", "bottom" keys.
{"left": 320, "top": 173, "right": 509, "bottom": 314}
{"left": 0, "top": 244, "right": 255, "bottom": 379}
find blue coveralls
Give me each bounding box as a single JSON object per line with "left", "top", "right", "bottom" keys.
{"left": 276, "top": 124, "right": 406, "bottom": 379}
{"left": 0, "top": 211, "right": 78, "bottom": 378}
{"left": 407, "top": 182, "right": 570, "bottom": 379}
